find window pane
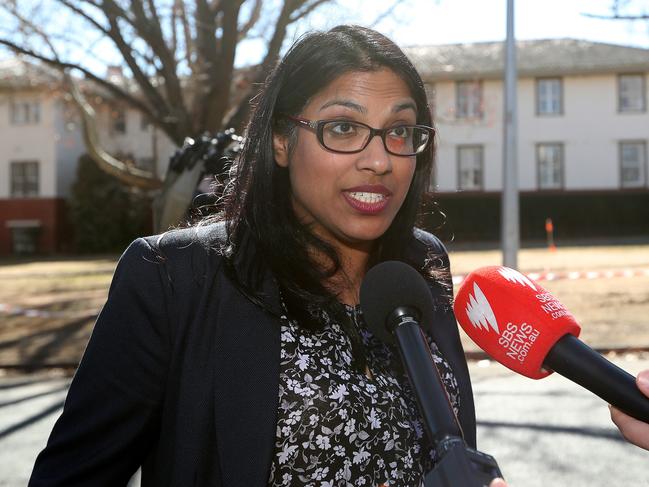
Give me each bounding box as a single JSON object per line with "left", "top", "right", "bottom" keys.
{"left": 10, "top": 99, "right": 41, "bottom": 125}
{"left": 10, "top": 161, "right": 39, "bottom": 197}
{"left": 538, "top": 144, "right": 562, "bottom": 189}
{"left": 456, "top": 81, "right": 482, "bottom": 119}
{"left": 619, "top": 75, "right": 645, "bottom": 112}
{"left": 458, "top": 146, "right": 483, "bottom": 190}
{"left": 537, "top": 79, "right": 562, "bottom": 115}
{"left": 620, "top": 142, "right": 646, "bottom": 187}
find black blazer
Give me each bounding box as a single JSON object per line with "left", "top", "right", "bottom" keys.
{"left": 29, "top": 223, "right": 475, "bottom": 487}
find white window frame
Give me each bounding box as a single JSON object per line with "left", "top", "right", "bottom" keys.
{"left": 424, "top": 82, "right": 435, "bottom": 119}
{"left": 10, "top": 160, "right": 40, "bottom": 197}
{"left": 456, "top": 80, "right": 482, "bottom": 119}
{"left": 536, "top": 78, "right": 563, "bottom": 116}
{"left": 618, "top": 74, "right": 646, "bottom": 113}
{"left": 537, "top": 143, "right": 563, "bottom": 190}
{"left": 619, "top": 141, "right": 647, "bottom": 188}
{"left": 457, "top": 145, "right": 484, "bottom": 190}
{"left": 10, "top": 99, "right": 41, "bottom": 125}
{"left": 111, "top": 107, "right": 127, "bottom": 134}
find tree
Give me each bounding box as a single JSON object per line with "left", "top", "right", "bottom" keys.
{"left": 583, "top": 0, "right": 649, "bottom": 21}
{"left": 68, "top": 154, "right": 152, "bottom": 253}
{"left": 0, "top": 0, "right": 405, "bottom": 231}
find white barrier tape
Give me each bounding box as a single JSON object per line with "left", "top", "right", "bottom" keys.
{"left": 452, "top": 267, "right": 649, "bottom": 286}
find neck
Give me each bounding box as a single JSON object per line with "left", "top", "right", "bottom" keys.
{"left": 326, "top": 242, "right": 374, "bottom": 307}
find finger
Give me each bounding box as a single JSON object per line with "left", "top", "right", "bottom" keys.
{"left": 489, "top": 478, "right": 508, "bottom": 487}
{"left": 636, "top": 370, "right": 649, "bottom": 396}
{"left": 610, "top": 405, "right": 649, "bottom": 450}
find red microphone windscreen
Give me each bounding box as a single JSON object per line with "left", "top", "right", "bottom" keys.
{"left": 454, "top": 266, "right": 581, "bottom": 379}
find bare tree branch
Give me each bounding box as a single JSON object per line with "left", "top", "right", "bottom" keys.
{"left": 65, "top": 71, "right": 163, "bottom": 190}
{"left": 369, "top": 1, "right": 401, "bottom": 28}
{"left": 582, "top": 12, "right": 649, "bottom": 20}
{"left": 238, "top": 0, "right": 262, "bottom": 39}
{"left": 3, "top": 2, "right": 61, "bottom": 61}
{"left": 224, "top": 0, "right": 302, "bottom": 130}
{"left": 56, "top": 0, "right": 110, "bottom": 36}
{"left": 289, "top": 0, "right": 329, "bottom": 23}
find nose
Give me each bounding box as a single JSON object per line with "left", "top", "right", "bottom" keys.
{"left": 356, "top": 134, "right": 392, "bottom": 175}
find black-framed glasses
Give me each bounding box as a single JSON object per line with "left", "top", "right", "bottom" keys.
{"left": 284, "top": 115, "right": 434, "bottom": 157}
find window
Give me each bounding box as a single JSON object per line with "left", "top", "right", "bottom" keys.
{"left": 111, "top": 108, "right": 126, "bottom": 134}
{"left": 537, "top": 144, "right": 563, "bottom": 190}
{"left": 139, "top": 157, "right": 155, "bottom": 171}
{"left": 10, "top": 161, "right": 39, "bottom": 197}
{"left": 456, "top": 81, "right": 482, "bottom": 119}
{"left": 424, "top": 83, "right": 435, "bottom": 119}
{"left": 141, "top": 113, "right": 151, "bottom": 131}
{"left": 457, "top": 145, "right": 483, "bottom": 190}
{"left": 536, "top": 78, "right": 562, "bottom": 115}
{"left": 620, "top": 141, "right": 646, "bottom": 188}
{"left": 7, "top": 223, "right": 41, "bottom": 254}
{"left": 10, "top": 99, "right": 41, "bottom": 125}
{"left": 619, "top": 74, "right": 646, "bottom": 112}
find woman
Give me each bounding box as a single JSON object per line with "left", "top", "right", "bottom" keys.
{"left": 30, "top": 25, "right": 486, "bottom": 486}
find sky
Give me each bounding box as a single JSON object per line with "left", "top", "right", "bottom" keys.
{"left": 2, "top": 0, "right": 647, "bottom": 76}
{"left": 235, "top": 0, "right": 649, "bottom": 67}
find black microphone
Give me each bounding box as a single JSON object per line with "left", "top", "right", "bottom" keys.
{"left": 360, "top": 261, "right": 503, "bottom": 487}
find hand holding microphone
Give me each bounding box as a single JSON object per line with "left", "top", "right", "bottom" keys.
{"left": 610, "top": 369, "right": 649, "bottom": 450}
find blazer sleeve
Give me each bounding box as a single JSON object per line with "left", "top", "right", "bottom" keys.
{"left": 29, "top": 238, "right": 172, "bottom": 487}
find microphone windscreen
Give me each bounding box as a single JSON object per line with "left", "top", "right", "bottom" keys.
{"left": 454, "top": 266, "right": 581, "bottom": 379}
{"left": 360, "top": 261, "right": 434, "bottom": 344}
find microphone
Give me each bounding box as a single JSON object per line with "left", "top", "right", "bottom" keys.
{"left": 454, "top": 266, "right": 649, "bottom": 423}
{"left": 360, "top": 261, "right": 503, "bottom": 487}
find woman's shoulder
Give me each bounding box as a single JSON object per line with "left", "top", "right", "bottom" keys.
{"left": 411, "top": 227, "right": 448, "bottom": 257}
{"left": 142, "top": 220, "right": 227, "bottom": 255}
{"left": 119, "top": 221, "right": 228, "bottom": 292}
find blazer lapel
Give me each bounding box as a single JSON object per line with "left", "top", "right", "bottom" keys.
{"left": 212, "top": 280, "right": 281, "bottom": 486}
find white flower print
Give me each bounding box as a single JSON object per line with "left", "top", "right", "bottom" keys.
{"left": 269, "top": 306, "right": 461, "bottom": 487}
{"left": 368, "top": 408, "right": 381, "bottom": 429}
{"left": 296, "top": 353, "right": 310, "bottom": 371}
{"left": 353, "top": 449, "right": 371, "bottom": 465}
{"left": 315, "top": 434, "right": 331, "bottom": 450}
{"left": 330, "top": 384, "right": 348, "bottom": 402}
{"left": 277, "top": 444, "right": 297, "bottom": 464}
{"left": 344, "top": 418, "right": 356, "bottom": 436}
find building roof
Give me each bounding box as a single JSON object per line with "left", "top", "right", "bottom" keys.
{"left": 405, "top": 38, "right": 649, "bottom": 80}
{"left": 0, "top": 57, "right": 61, "bottom": 89}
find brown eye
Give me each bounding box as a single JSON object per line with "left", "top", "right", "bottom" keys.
{"left": 327, "top": 121, "right": 359, "bottom": 137}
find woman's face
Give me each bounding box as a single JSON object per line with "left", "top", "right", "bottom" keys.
{"left": 273, "top": 68, "right": 418, "bottom": 253}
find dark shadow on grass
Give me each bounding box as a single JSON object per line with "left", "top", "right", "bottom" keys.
{"left": 477, "top": 420, "right": 624, "bottom": 441}
{"left": 0, "top": 378, "right": 65, "bottom": 391}
{"left": 0, "top": 384, "right": 69, "bottom": 409}
{"left": 0, "top": 400, "right": 64, "bottom": 440}
{"left": 0, "top": 315, "right": 94, "bottom": 366}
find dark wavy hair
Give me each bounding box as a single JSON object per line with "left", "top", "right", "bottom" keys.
{"left": 218, "top": 25, "right": 439, "bottom": 369}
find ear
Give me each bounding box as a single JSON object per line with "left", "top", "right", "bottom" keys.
{"left": 273, "top": 132, "right": 289, "bottom": 168}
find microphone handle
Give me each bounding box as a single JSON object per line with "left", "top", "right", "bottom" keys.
{"left": 390, "top": 308, "right": 503, "bottom": 486}
{"left": 544, "top": 334, "right": 649, "bottom": 423}
{"left": 391, "top": 310, "right": 462, "bottom": 442}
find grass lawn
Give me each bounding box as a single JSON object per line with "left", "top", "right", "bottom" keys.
{"left": 1, "top": 243, "right": 648, "bottom": 366}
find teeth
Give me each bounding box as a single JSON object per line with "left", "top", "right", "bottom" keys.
{"left": 348, "top": 192, "right": 386, "bottom": 204}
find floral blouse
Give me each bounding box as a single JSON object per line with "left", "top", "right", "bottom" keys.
{"left": 268, "top": 304, "right": 461, "bottom": 487}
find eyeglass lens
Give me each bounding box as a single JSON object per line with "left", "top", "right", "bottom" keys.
{"left": 321, "top": 121, "right": 429, "bottom": 155}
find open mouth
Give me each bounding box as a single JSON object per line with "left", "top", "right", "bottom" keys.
{"left": 346, "top": 192, "right": 387, "bottom": 204}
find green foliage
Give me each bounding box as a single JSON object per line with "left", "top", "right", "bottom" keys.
{"left": 67, "top": 154, "right": 152, "bottom": 253}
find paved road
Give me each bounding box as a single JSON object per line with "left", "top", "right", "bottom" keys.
{"left": 2, "top": 358, "right": 648, "bottom": 486}
{"left": 472, "top": 356, "right": 649, "bottom": 486}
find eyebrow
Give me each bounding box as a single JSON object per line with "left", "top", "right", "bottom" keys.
{"left": 319, "top": 99, "right": 366, "bottom": 113}
{"left": 318, "top": 99, "right": 417, "bottom": 114}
